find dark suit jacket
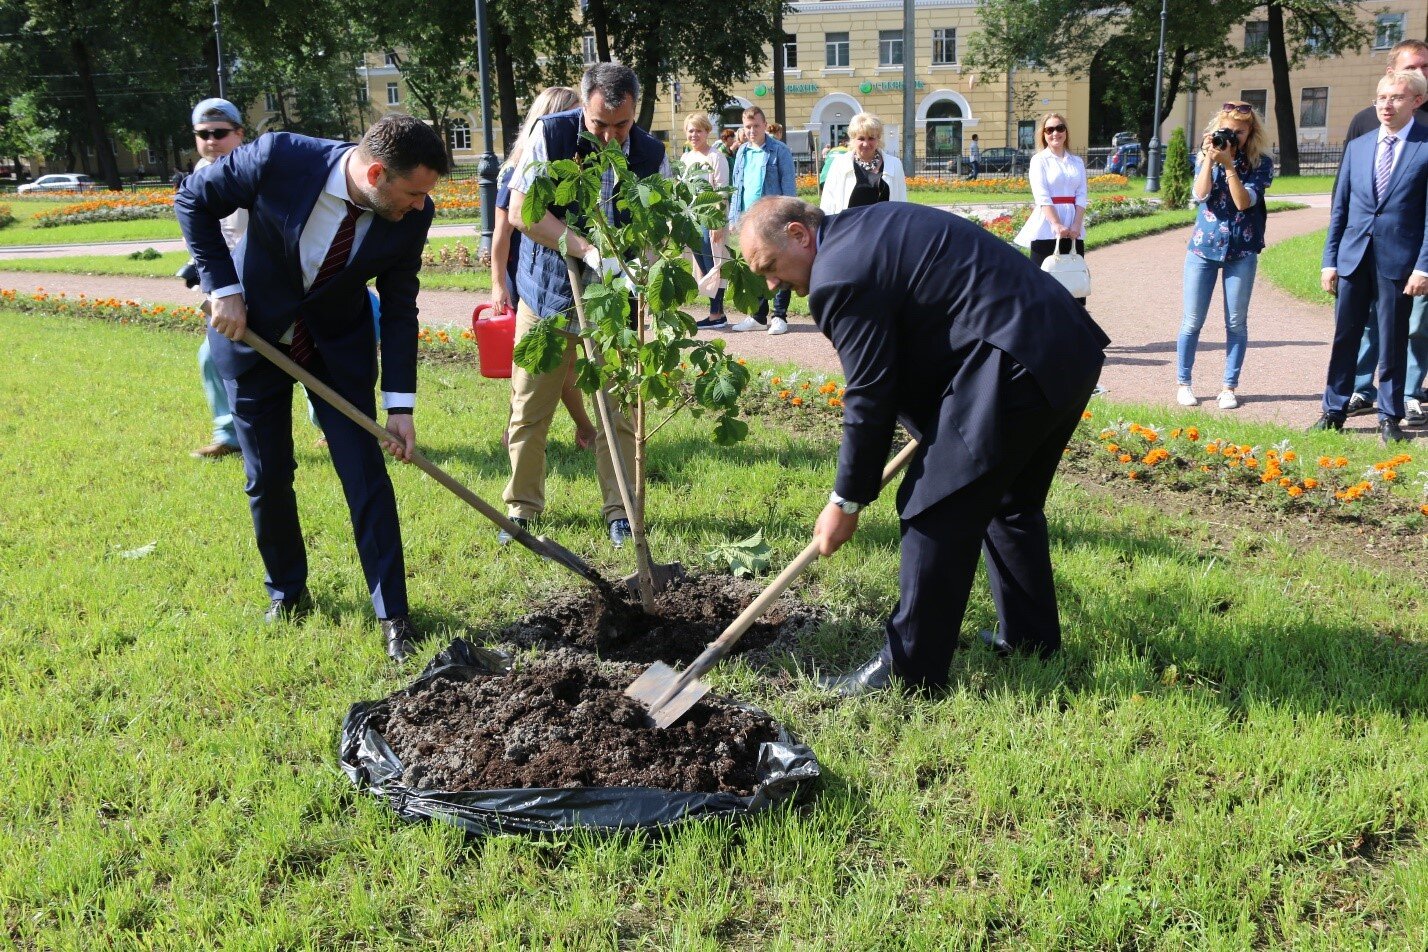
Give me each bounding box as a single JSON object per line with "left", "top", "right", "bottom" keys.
{"left": 811, "top": 203, "right": 1109, "bottom": 520}
{"left": 174, "top": 132, "right": 433, "bottom": 397}
{"left": 1323, "top": 121, "right": 1428, "bottom": 280}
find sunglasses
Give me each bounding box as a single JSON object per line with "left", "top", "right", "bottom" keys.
{"left": 1221, "top": 103, "right": 1254, "bottom": 117}
{"left": 1043, "top": 124, "right": 1067, "bottom": 134}
{"left": 193, "top": 128, "right": 236, "bottom": 141}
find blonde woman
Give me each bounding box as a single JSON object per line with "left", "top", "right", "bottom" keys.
{"left": 1176, "top": 101, "right": 1274, "bottom": 410}
{"left": 1015, "top": 112, "right": 1088, "bottom": 304}
{"left": 819, "top": 112, "right": 908, "bottom": 213}
{"left": 680, "top": 112, "right": 730, "bottom": 329}
{"left": 491, "top": 86, "right": 594, "bottom": 450}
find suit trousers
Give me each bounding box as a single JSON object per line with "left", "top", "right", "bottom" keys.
{"left": 878, "top": 351, "right": 1094, "bottom": 688}
{"left": 504, "top": 301, "right": 636, "bottom": 522}
{"left": 224, "top": 347, "right": 407, "bottom": 619}
{"left": 1322, "top": 241, "right": 1413, "bottom": 421}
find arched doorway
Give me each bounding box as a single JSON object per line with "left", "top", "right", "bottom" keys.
{"left": 924, "top": 100, "right": 962, "bottom": 161}
{"left": 808, "top": 92, "right": 862, "bottom": 153}
{"left": 720, "top": 97, "right": 752, "bottom": 131}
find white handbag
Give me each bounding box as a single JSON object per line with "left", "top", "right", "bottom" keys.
{"left": 1040, "top": 237, "right": 1091, "bottom": 299}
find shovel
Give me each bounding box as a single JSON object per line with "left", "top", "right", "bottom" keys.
{"left": 563, "top": 255, "right": 685, "bottom": 597}
{"left": 239, "top": 328, "right": 619, "bottom": 599}
{"left": 627, "top": 438, "right": 921, "bottom": 728}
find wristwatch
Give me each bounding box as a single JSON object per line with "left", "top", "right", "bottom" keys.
{"left": 829, "top": 491, "right": 862, "bottom": 515}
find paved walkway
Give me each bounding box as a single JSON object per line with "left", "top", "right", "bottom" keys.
{"left": 3, "top": 198, "right": 1378, "bottom": 434}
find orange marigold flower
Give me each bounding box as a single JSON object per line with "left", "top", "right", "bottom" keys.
{"left": 1200, "top": 465, "right": 1212, "bottom": 472}
{"left": 736, "top": 358, "right": 747, "bottom": 365}
{"left": 1384, "top": 470, "right": 1398, "bottom": 480}
{"left": 1118, "top": 454, "right": 1132, "bottom": 464}
{"left": 800, "top": 381, "right": 811, "bottom": 390}
{"left": 1334, "top": 456, "right": 1349, "bottom": 467}
{"left": 791, "top": 397, "right": 804, "bottom": 407}
{"left": 1420, "top": 504, "right": 1428, "bottom": 516}
{"left": 1302, "top": 478, "right": 1318, "bottom": 490}
{"left": 1317, "top": 456, "right": 1332, "bottom": 468}
{"left": 771, "top": 376, "right": 781, "bottom": 386}
{"left": 1170, "top": 427, "right": 1182, "bottom": 438}
{"left": 1283, "top": 450, "right": 1296, "bottom": 461}
{"left": 1082, "top": 410, "right": 1093, "bottom": 420}
{"left": 1106, "top": 443, "right": 1120, "bottom": 453}
{"left": 1227, "top": 459, "right": 1240, "bottom": 468}
{"left": 1278, "top": 477, "right": 1292, "bottom": 487}
{"left": 1187, "top": 427, "right": 1200, "bottom": 440}
{"left": 778, "top": 389, "right": 791, "bottom": 399}
{"left": 1128, "top": 471, "right": 1141, "bottom": 480}
{"left": 1244, "top": 457, "right": 1259, "bottom": 469}
{"left": 1287, "top": 486, "right": 1304, "bottom": 498}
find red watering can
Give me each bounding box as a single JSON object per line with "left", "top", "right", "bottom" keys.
{"left": 471, "top": 303, "right": 516, "bottom": 379}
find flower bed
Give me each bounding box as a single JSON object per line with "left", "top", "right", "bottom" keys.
{"left": 420, "top": 239, "right": 487, "bottom": 272}
{"left": 1073, "top": 411, "right": 1428, "bottom": 524}
{"left": 976, "top": 195, "right": 1156, "bottom": 242}
{"left": 432, "top": 178, "right": 481, "bottom": 218}
{"left": 34, "top": 195, "right": 174, "bottom": 228}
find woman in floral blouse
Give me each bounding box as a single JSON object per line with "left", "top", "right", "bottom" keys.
{"left": 1177, "top": 101, "right": 1275, "bottom": 410}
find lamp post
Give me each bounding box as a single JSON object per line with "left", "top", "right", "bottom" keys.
{"left": 212, "top": 0, "right": 225, "bottom": 98}
{"left": 902, "top": 0, "right": 915, "bottom": 172}
{"left": 473, "top": 0, "right": 498, "bottom": 257}
{"left": 1145, "top": 0, "right": 1168, "bottom": 192}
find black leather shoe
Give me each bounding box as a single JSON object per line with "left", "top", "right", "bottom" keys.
{"left": 496, "top": 516, "right": 530, "bottom": 546}
{"left": 979, "top": 628, "right": 1059, "bottom": 660}
{"left": 265, "top": 591, "right": 312, "bottom": 624}
{"left": 1308, "top": 414, "right": 1344, "bottom": 432}
{"left": 818, "top": 653, "right": 898, "bottom": 697}
{"left": 1380, "top": 418, "right": 1408, "bottom": 444}
{"left": 381, "top": 616, "right": 419, "bottom": 662}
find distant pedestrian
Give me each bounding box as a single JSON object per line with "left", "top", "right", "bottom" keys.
{"left": 680, "top": 112, "right": 730, "bottom": 329}
{"left": 727, "top": 106, "right": 797, "bottom": 335}
{"left": 967, "top": 133, "right": 980, "bottom": 180}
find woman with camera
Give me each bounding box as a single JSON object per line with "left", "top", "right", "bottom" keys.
{"left": 1015, "top": 112, "right": 1089, "bottom": 304}
{"left": 1176, "top": 101, "right": 1275, "bottom": 410}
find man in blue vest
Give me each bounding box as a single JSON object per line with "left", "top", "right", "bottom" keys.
{"left": 506, "top": 64, "right": 671, "bottom": 547}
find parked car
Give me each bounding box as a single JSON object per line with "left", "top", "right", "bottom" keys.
{"left": 1107, "top": 144, "right": 1141, "bottom": 175}
{"left": 17, "top": 173, "right": 97, "bottom": 194}
{"left": 980, "top": 147, "right": 1034, "bottom": 174}
{"left": 1111, "top": 131, "right": 1139, "bottom": 149}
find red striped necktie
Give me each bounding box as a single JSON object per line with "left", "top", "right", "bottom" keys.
{"left": 290, "top": 199, "right": 363, "bottom": 367}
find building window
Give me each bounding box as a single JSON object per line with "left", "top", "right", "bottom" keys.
{"left": 779, "top": 33, "right": 797, "bottom": 70}
{"left": 1375, "top": 13, "right": 1406, "bottom": 50}
{"left": 932, "top": 28, "right": 957, "bottom": 65}
{"left": 879, "top": 30, "right": 904, "bottom": 67}
{"left": 1303, "top": 23, "right": 1331, "bottom": 54}
{"left": 265, "top": 91, "right": 280, "bottom": 112}
{"left": 384, "top": 50, "right": 398, "bottom": 67}
{"left": 448, "top": 119, "right": 471, "bottom": 152}
{"left": 582, "top": 32, "right": 598, "bottom": 65}
{"left": 1299, "top": 86, "right": 1328, "bottom": 127}
{"left": 387, "top": 82, "right": 400, "bottom": 106}
{"left": 1241, "top": 89, "right": 1267, "bottom": 118}
{"left": 356, "top": 85, "right": 369, "bottom": 104}
{"left": 1017, "top": 120, "right": 1036, "bottom": 150}
{"left": 1244, "top": 21, "right": 1268, "bottom": 56}
{"left": 145, "top": 146, "right": 160, "bottom": 165}
{"left": 825, "top": 32, "right": 849, "bottom": 68}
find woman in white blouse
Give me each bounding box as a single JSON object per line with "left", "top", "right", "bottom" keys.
{"left": 1015, "top": 111, "right": 1089, "bottom": 304}
{"left": 680, "top": 112, "right": 730, "bottom": 329}
{"left": 819, "top": 112, "right": 908, "bottom": 214}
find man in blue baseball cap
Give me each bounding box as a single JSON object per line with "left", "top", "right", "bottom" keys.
{"left": 185, "top": 97, "right": 247, "bottom": 459}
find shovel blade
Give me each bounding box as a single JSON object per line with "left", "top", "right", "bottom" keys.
{"left": 625, "top": 661, "right": 712, "bottom": 729}
{"left": 623, "top": 561, "right": 686, "bottom": 596}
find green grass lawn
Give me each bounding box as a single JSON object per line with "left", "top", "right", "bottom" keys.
{"left": 1261, "top": 226, "right": 1334, "bottom": 306}
{"left": 3, "top": 309, "right": 1428, "bottom": 947}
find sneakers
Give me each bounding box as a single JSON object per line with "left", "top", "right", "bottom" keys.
{"left": 497, "top": 516, "right": 530, "bottom": 546}
{"left": 1345, "top": 393, "right": 1375, "bottom": 417}
{"left": 1176, "top": 385, "right": 1198, "bottom": 407}
{"left": 1405, "top": 396, "right": 1425, "bottom": 426}
{"left": 191, "top": 441, "right": 240, "bottom": 459}
{"left": 608, "top": 517, "right": 632, "bottom": 548}
{"left": 767, "top": 317, "right": 789, "bottom": 336}
{"left": 1217, "top": 389, "right": 1239, "bottom": 410}
{"left": 728, "top": 317, "right": 765, "bottom": 332}
{"left": 695, "top": 314, "right": 728, "bottom": 329}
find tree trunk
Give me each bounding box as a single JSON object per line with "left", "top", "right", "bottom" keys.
{"left": 69, "top": 36, "right": 121, "bottom": 190}
{"left": 586, "top": 0, "right": 611, "bottom": 61}
{"left": 492, "top": 19, "right": 520, "bottom": 154}
{"left": 1266, "top": 1, "right": 1300, "bottom": 175}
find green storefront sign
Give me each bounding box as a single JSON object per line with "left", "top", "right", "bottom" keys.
{"left": 754, "top": 82, "right": 821, "bottom": 97}
{"left": 859, "top": 80, "right": 927, "bottom": 94}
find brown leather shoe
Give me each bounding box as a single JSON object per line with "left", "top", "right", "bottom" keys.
{"left": 191, "top": 441, "right": 240, "bottom": 459}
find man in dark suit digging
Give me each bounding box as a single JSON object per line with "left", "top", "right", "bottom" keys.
{"left": 737, "top": 197, "right": 1109, "bottom": 694}
{"left": 175, "top": 115, "right": 448, "bottom": 661}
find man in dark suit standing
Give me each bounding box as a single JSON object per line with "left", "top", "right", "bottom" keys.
{"left": 1316, "top": 70, "right": 1428, "bottom": 444}
{"left": 175, "top": 115, "right": 448, "bottom": 661}
{"left": 738, "top": 198, "right": 1108, "bottom": 694}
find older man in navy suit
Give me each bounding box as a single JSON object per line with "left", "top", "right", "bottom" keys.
{"left": 1317, "top": 70, "right": 1428, "bottom": 443}
{"left": 739, "top": 197, "right": 1108, "bottom": 694}
{"left": 175, "top": 115, "right": 448, "bottom": 661}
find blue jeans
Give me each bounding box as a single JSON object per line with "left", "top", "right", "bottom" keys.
{"left": 198, "top": 336, "right": 237, "bottom": 446}
{"left": 691, "top": 231, "right": 726, "bottom": 315}
{"left": 1177, "top": 252, "right": 1257, "bottom": 389}
{"left": 1354, "top": 293, "right": 1428, "bottom": 402}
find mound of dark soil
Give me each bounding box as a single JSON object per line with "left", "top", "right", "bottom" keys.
{"left": 376, "top": 652, "right": 778, "bottom": 795}
{"left": 497, "top": 572, "right": 826, "bottom": 665}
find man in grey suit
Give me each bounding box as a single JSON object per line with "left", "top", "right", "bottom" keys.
{"left": 738, "top": 197, "right": 1108, "bottom": 694}
{"left": 1316, "top": 70, "right": 1428, "bottom": 443}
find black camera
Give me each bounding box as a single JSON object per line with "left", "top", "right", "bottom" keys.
{"left": 177, "top": 258, "right": 200, "bottom": 288}
{"left": 1209, "top": 128, "right": 1239, "bottom": 151}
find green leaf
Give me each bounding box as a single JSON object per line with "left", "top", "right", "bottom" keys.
{"left": 554, "top": 176, "right": 579, "bottom": 207}
{"left": 722, "top": 256, "right": 769, "bottom": 315}
{"left": 647, "top": 258, "right": 698, "bottom": 312}
{"left": 704, "top": 529, "right": 773, "bottom": 579}
{"left": 511, "top": 316, "right": 568, "bottom": 376}
{"left": 548, "top": 158, "right": 582, "bottom": 178}
{"left": 583, "top": 280, "right": 630, "bottom": 338}
{"left": 713, "top": 413, "right": 749, "bottom": 447}
{"left": 519, "top": 176, "right": 555, "bottom": 228}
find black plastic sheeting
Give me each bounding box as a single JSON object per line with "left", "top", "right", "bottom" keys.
{"left": 339, "top": 638, "right": 821, "bottom": 836}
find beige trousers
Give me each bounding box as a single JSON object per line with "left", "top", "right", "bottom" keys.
{"left": 503, "top": 300, "right": 636, "bottom": 522}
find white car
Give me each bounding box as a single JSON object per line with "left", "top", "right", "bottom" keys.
{"left": 17, "top": 173, "right": 97, "bottom": 194}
